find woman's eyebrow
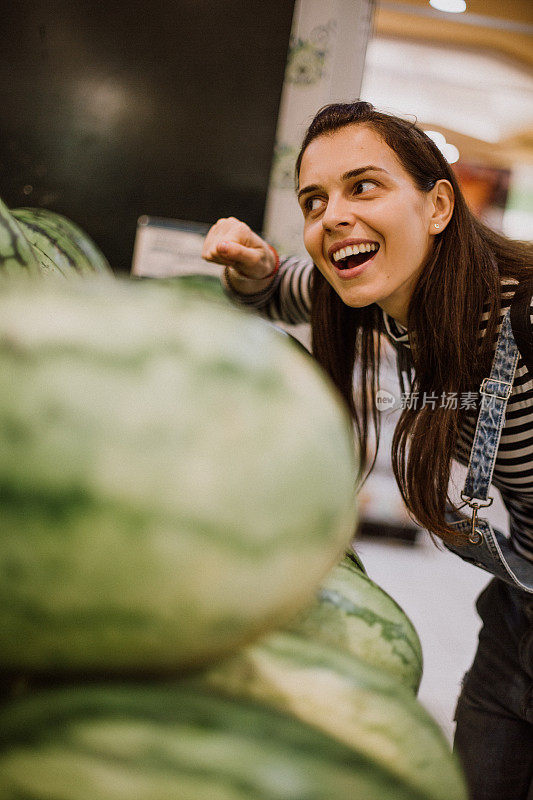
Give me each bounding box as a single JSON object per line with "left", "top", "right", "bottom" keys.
{"left": 297, "top": 184, "right": 321, "bottom": 201}
{"left": 341, "top": 165, "right": 388, "bottom": 181}
{"left": 298, "top": 165, "right": 388, "bottom": 200}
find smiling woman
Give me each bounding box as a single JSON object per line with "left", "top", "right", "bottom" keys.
{"left": 202, "top": 100, "right": 533, "bottom": 800}
{"left": 295, "top": 125, "right": 454, "bottom": 325}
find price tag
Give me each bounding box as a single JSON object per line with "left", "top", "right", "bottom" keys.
{"left": 131, "top": 216, "right": 211, "bottom": 278}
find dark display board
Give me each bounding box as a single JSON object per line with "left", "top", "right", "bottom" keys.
{"left": 0, "top": 0, "right": 295, "bottom": 269}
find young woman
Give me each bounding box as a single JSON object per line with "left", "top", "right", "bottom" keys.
{"left": 202, "top": 101, "right": 533, "bottom": 800}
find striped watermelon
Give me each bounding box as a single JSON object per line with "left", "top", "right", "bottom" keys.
{"left": 200, "top": 631, "right": 466, "bottom": 800}
{"left": 0, "top": 197, "right": 42, "bottom": 276}
{"left": 0, "top": 682, "right": 464, "bottom": 800}
{"left": 285, "top": 552, "right": 423, "bottom": 692}
{"left": 0, "top": 276, "right": 357, "bottom": 674}
{"left": 11, "top": 207, "right": 112, "bottom": 276}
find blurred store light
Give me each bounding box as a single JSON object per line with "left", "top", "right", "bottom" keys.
{"left": 503, "top": 164, "right": 533, "bottom": 241}
{"left": 504, "top": 209, "right": 533, "bottom": 239}
{"left": 74, "top": 79, "right": 129, "bottom": 134}
{"left": 361, "top": 38, "right": 533, "bottom": 144}
{"left": 429, "top": 0, "right": 467, "bottom": 12}
{"left": 72, "top": 78, "right": 155, "bottom": 137}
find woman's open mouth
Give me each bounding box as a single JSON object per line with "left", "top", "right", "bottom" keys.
{"left": 329, "top": 241, "right": 380, "bottom": 278}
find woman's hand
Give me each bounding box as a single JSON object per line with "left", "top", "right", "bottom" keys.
{"left": 202, "top": 217, "right": 277, "bottom": 289}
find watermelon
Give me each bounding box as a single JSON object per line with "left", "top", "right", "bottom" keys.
{"left": 136, "top": 274, "right": 234, "bottom": 310}
{"left": 344, "top": 545, "right": 367, "bottom": 574}
{"left": 11, "top": 207, "right": 112, "bottom": 276}
{"left": 23, "top": 207, "right": 111, "bottom": 274}
{"left": 11, "top": 215, "right": 78, "bottom": 277}
{"left": 161, "top": 273, "right": 230, "bottom": 301}
{"left": 285, "top": 553, "right": 423, "bottom": 693}
{"left": 0, "top": 276, "right": 357, "bottom": 673}
{"left": 0, "top": 197, "right": 42, "bottom": 276}
{"left": 0, "top": 682, "right": 464, "bottom": 800}
{"left": 200, "top": 631, "right": 466, "bottom": 800}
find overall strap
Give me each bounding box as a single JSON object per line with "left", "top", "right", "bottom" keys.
{"left": 510, "top": 276, "right": 533, "bottom": 376}
{"left": 462, "top": 309, "right": 519, "bottom": 504}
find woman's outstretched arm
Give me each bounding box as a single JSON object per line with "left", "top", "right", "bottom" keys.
{"left": 202, "top": 216, "right": 313, "bottom": 325}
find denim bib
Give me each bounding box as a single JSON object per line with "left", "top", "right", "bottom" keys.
{"left": 444, "top": 309, "right": 533, "bottom": 593}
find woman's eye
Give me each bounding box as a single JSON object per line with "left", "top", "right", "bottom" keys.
{"left": 304, "top": 197, "right": 324, "bottom": 213}
{"left": 353, "top": 179, "right": 376, "bottom": 195}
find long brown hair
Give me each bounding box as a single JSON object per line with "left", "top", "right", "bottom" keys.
{"left": 296, "top": 101, "right": 533, "bottom": 544}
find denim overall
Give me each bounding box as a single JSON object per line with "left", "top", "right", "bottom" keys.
{"left": 443, "top": 308, "right": 533, "bottom": 800}
{"left": 443, "top": 308, "right": 533, "bottom": 593}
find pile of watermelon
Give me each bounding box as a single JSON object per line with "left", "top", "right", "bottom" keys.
{"left": 0, "top": 201, "right": 467, "bottom": 799}
{"left": 0, "top": 198, "right": 112, "bottom": 277}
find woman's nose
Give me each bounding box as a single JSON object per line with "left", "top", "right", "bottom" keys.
{"left": 321, "top": 196, "right": 353, "bottom": 231}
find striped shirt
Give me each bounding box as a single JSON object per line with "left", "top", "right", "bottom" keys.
{"left": 223, "top": 256, "right": 533, "bottom": 563}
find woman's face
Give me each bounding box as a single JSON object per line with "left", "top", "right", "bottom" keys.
{"left": 297, "top": 124, "right": 441, "bottom": 326}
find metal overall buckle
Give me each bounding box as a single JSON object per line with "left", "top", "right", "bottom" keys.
{"left": 460, "top": 492, "right": 493, "bottom": 545}
{"left": 479, "top": 377, "right": 513, "bottom": 401}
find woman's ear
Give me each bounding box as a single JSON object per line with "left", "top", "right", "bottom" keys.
{"left": 429, "top": 179, "right": 454, "bottom": 235}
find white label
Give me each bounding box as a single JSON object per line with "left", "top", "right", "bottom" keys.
{"left": 131, "top": 216, "right": 212, "bottom": 278}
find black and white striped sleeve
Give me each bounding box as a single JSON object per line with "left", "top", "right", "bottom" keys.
{"left": 221, "top": 255, "right": 314, "bottom": 325}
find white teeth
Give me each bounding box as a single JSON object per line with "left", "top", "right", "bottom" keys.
{"left": 333, "top": 243, "right": 378, "bottom": 262}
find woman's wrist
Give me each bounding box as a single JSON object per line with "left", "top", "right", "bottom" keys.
{"left": 223, "top": 245, "right": 280, "bottom": 295}
{"left": 224, "top": 265, "right": 276, "bottom": 295}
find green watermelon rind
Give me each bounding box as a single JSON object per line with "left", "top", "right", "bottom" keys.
{"left": 286, "top": 555, "right": 423, "bottom": 693}
{"left": 12, "top": 208, "right": 111, "bottom": 275}
{"left": 140, "top": 273, "right": 230, "bottom": 305}
{"left": 0, "top": 276, "right": 358, "bottom": 673}
{"left": 200, "top": 630, "right": 466, "bottom": 800}
{"left": 31, "top": 208, "right": 112, "bottom": 273}
{"left": 0, "top": 198, "right": 42, "bottom": 277}
{"left": 344, "top": 547, "right": 367, "bottom": 574}
{"left": 11, "top": 216, "right": 73, "bottom": 278}
{"left": 0, "top": 683, "right": 458, "bottom": 800}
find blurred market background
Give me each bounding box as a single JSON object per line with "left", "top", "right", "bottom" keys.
{"left": 1, "top": 0, "right": 531, "bottom": 740}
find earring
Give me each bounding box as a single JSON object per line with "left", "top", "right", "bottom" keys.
{"left": 434, "top": 223, "right": 440, "bottom": 229}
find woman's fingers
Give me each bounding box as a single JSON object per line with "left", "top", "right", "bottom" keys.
{"left": 202, "top": 217, "right": 275, "bottom": 279}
